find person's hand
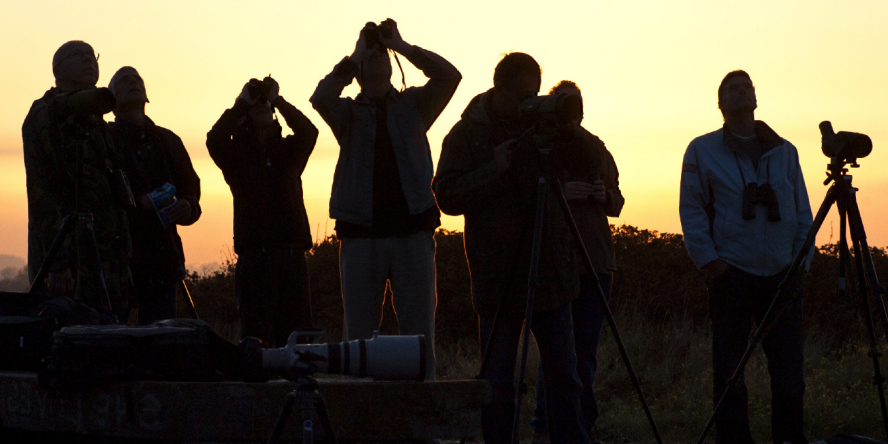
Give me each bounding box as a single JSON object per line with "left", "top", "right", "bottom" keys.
{"left": 48, "top": 268, "right": 74, "bottom": 297}
{"left": 564, "top": 181, "right": 594, "bottom": 201}
{"left": 238, "top": 83, "right": 256, "bottom": 106}
{"left": 702, "top": 259, "right": 729, "bottom": 280}
{"left": 590, "top": 179, "right": 607, "bottom": 203}
{"left": 167, "top": 199, "right": 192, "bottom": 225}
{"left": 350, "top": 28, "right": 378, "bottom": 63}
{"left": 378, "top": 18, "right": 411, "bottom": 54}
{"left": 494, "top": 139, "right": 516, "bottom": 175}
{"left": 139, "top": 194, "right": 153, "bottom": 210}
{"left": 265, "top": 77, "right": 280, "bottom": 104}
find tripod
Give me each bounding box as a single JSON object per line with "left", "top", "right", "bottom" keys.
{"left": 696, "top": 155, "right": 888, "bottom": 443}
{"left": 28, "top": 124, "right": 118, "bottom": 323}
{"left": 477, "top": 143, "right": 663, "bottom": 444}
{"left": 266, "top": 352, "right": 338, "bottom": 444}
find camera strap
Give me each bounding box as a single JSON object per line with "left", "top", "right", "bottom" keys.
{"left": 391, "top": 49, "right": 406, "bottom": 92}
{"left": 734, "top": 152, "right": 749, "bottom": 187}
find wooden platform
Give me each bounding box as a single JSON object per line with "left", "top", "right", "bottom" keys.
{"left": 0, "top": 371, "right": 490, "bottom": 442}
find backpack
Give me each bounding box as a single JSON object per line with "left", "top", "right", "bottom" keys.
{"left": 39, "top": 318, "right": 241, "bottom": 387}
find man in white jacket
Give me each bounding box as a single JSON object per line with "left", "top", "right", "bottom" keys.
{"left": 679, "top": 70, "right": 813, "bottom": 444}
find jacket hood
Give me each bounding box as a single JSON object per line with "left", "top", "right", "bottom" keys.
{"left": 460, "top": 88, "right": 495, "bottom": 125}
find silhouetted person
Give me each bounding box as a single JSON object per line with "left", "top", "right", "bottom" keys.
{"left": 679, "top": 70, "right": 812, "bottom": 444}
{"left": 108, "top": 66, "right": 201, "bottom": 324}
{"left": 310, "top": 19, "right": 460, "bottom": 380}
{"left": 207, "top": 78, "right": 318, "bottom": 347}
{"left": 530, "top": 80, "right": 624, "bottom": 443}
{"left": 22, "top": 40, "right": 132, "bottom": 318}
{"left": 433, "top": 53, "right": 590, "bottom": 444}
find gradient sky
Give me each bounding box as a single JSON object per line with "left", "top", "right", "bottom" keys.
{"left": 2, "top": 1, "right": 887, "bottom": 270}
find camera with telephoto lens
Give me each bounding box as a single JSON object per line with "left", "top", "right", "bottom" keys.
{"left": 246, "top": 77, "right": 275, "bottom": 103}
{"left": 741, "top": 182, "right": 781, "bottom": 222}
{"left": 820, "top": 121, "right": 872, "bottom": 162}
{"left": 361, "top": 19, "right": 395, "bottom": 53}
{"left": 240, "top": 330, "right": 427, "bottom": 382}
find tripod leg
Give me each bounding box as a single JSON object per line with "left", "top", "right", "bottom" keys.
{"left": 77, "top": 213, "right": 118, "bottom": 323}
{"left": 844, "top": 191, "right": 888, "bottom": 438}
{"left": 838, "top": 199, "right": 854, "bottom": 303}
{"left": 511, "top": 176, "right": 548, "bottom": 444}
{"left": 314, "top": 392, "right": 339, "bottom": 444}
{"left": 178, "top": 280, "right": 200, "bottom": 320}
{"left": 266, "top": 391, "right": 298, "bottom": 444}
{"left": 695, "top": 182, "right": 839, "bottom": 444}
{"left": 845, "top": 192, "right": 888, "bottom": 341}
{"left": 300, "top": 390, "right": 316, "bottom": 444}
{"left": 549, "top": 177, "right": 663, "bottom": 444}
{"left": 28, "top": 214, "right": 76, "bottom": 295}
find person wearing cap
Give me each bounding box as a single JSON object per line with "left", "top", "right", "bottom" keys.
{"left": 108, "top": 66, "right": 201, "bottom": 325}
{"left": 22, "top": 40, "right": 132, "bottom": 319}
{"left": 207, "top": 77, "right": 318, "bottom": 347}
{"left": 679, "top": 70, "right": 813, "bottom": 444}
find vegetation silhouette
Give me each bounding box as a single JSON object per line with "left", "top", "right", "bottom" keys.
{"left": 3, "top": 224, "right": 884, "bottom": 439}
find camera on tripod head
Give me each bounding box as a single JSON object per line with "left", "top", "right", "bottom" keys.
{"left": 820, "top": 121, "right": 872, "bottom": 164}
{"left": 516, "top": 92, "right": 584, "bottom": 145}
{"left": 519, "top": 92, "right": 583, "bottom": 126}
{"left": 361, "top": 19, "right": 395, "bottom": 54}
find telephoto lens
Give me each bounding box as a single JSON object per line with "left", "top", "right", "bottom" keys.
{"left": 244, "top": 330, "right": 427, "bottom": 382}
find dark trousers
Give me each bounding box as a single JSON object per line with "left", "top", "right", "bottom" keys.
{"left": 132, "top": 274, "right": 178, "bottom": 325}
{"left": 532, "top": 273, "right": 611, "bottom": 434}
{"left": 236, "top": 247, "right": 312, "bottom": 348}
{"left": 709, "top": 265, "right": 806, "bottom": 444}
{"left": 480, "top": 302, "right": 588, "bottom": 444}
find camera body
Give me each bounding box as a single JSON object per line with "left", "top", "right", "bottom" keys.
{"left": 741, "top": 182, "right": 781, "bottom": 222}
{"left": 361, "top": 19, "right": 395, "bottom": 53}
{"left": 246, "top": 77, "right": 275, "bottom": 103}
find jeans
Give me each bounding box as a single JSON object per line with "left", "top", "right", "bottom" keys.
{"left": 708, "top": 265, "right": 806, "bottom": 444}
{"left": 236, "top": 247, "right": 312, "bottom": 348}
{"left": 532, "top": 273, "right": 611, "bottom": 434}
{"left": 480, "top": 301, "right": 587, "bottom": 444}
{"left": 339, "top": 230, "right": 437, "bottom": 380}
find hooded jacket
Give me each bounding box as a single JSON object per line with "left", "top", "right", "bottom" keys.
{"left": 310, "top": 46, "right": 460, "bottom": 226}
{"left": 433, "top": 89, "right": 593, "bottom": 317}
{"left": 679, "top": 121, "right": 813, "bottom": 276}
{"left": 207, "top": 97, "right": 318, "bottom": 253}
{"left": 110, "top": 116, "right": 201, "bottom": 281}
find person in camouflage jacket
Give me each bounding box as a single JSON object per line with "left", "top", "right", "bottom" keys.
{"left": 22, "top": 40, "right": 132, "bottom": 318}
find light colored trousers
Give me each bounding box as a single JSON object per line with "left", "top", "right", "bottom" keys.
{"left": 339, "top": 230, "right": 437, "bottom": 380}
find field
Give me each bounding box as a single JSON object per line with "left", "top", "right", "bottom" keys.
{"left": 3, "top": 225, "right": 886, "bottom": 442}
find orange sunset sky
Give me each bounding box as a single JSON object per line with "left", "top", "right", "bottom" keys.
{"left": 1, "top": 1, "right": 887, "bottom": 270}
